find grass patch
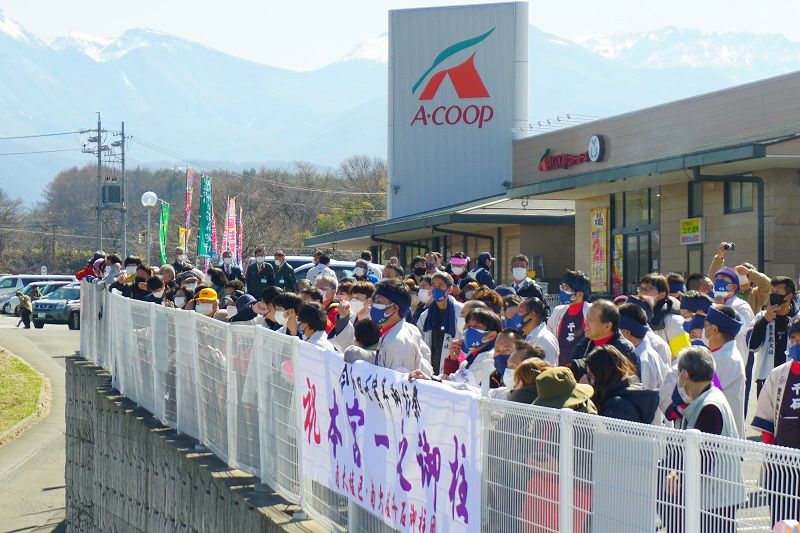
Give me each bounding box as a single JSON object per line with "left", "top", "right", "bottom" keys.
{"left": 0, "top": 351, "right": 43, "bottom": 433}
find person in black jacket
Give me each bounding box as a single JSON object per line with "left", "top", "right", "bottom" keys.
{"left": 469, "top": 251, "right": 496, "bottom": 289}
{"left": 219, "top": 250, "right": 244, "bottom": 282}
{"left": 273, "top": 250, "right": 297, "bottom": 291}
{"left": 585, "top": 345, "right": 659, "bottom": 424}
{"left": 245, "top": 247, "right": 275, "bottom": 297}
{"left": 569, "top": 299, "right": 640, "bottom": 380}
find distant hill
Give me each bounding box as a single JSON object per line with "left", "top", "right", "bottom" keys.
{"left": 0, "top": 8, "right": 798, "bottom": 202}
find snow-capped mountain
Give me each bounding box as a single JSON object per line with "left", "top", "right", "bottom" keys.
{"left": 0, "top": 8, "right": 798, "bottom": 203}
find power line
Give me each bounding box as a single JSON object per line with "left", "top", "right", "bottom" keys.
{"left": 0, "top": 226, "right": 97, "bottom": 241}
{"left": 129, "top": 136, "right": 386, "bottom": 196}
{"left": 0, "top": 148, "right": 82, "bottom": 156}
{"left": 0, "top": 131, "right": 79, "bottom": 140}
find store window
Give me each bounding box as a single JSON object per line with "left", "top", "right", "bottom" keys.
{"left": 724, "top": 182, "right": 753, "bottom": 214}
{"left": 611, "top": 187, "right": 661, "bottom": 294}
{"left": 688, "top": 182, "right": 703, "bottom": 218}
{"left": 687, "top": 244, "right": 703, "bottom": 275}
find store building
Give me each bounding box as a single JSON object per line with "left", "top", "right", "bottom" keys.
{"left": 508, "top": 71, "right": 800, "bottom": 294}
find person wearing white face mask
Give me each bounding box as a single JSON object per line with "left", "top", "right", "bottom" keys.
{"left": 145, "top": 276, "right": 166, "bottom": 305}
{"left": 446, "top": 253, "right": 470, "bottom": 286}
{"left": 245, "top": 247, "right": 276, "bottom": 298}
{"left": 416, "top": 272, "right": 464, "bottom": 374}
{"left": 352, "top": 259, "right": 379, "bottom": 283}
{"left": 343, "top": 281, "right": 374, "bottom": 325}
{"left": 272, "top": 250, "right": 295, "bottom": 291}
{"left": 412, "top": 276, "right": 432, "bottom": 324}
{"left": 272, "top": 292, "right": 304, "bottom": 338}
{"left": 659, "top": 346, "right": 745, "bottom": 532}
{"left": 219, "top": 249, "right": 244, "bottom": 282}
{"left": 508, "top": 254, "right": 543, "bottom": 299}
{"left": 172, "top": 246, "right": 188, "bottom": 273}
{"left": 193, "top": 288, "right": 219, "bottom": 317}
{"left": 637, "top": 273, "right": 690, "bottom": 359}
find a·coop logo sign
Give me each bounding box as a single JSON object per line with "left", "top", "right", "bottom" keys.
{"left": 410, "top": 28, "right": 495, "bottom": 129}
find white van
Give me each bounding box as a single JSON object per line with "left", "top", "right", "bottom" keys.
{"left": 0, "top": 274, "right": 77, "bottom": 300}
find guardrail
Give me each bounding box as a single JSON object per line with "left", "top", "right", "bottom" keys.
{"left": 80, "top": 280, "right": 800, "bottom": 532}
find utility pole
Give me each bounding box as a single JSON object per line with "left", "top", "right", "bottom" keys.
{"left": 96, "top": 113, "right": 102, "bottom": 251}
{"left": 120, "top": 122, "right": 126, "bottom": 258}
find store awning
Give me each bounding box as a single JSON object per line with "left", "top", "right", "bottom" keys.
{"left": 305, "top": 195, "right": 575, "bottom": 250}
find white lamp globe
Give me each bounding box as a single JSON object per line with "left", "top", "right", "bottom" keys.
{"left": 141, "top": 191, "right": 158, "bottom": 207}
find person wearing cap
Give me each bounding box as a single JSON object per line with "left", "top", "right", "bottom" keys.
{"left": 226, "top": 294, "right": 259, "bottom": 323}
{"left": 470, "top": 251, "right": 496, "bottom": 290}
{"left": 172, "top": 247, "right": 188, "bottom": 274}
{"left": 617, "top": 303, "right": 667, "bottom": 394}
{"left": 272, "top": 250, "right": 295, "bottom": 291}
{"left": 753, "top": 317, "right": 800, "bottom": 525}
{"left": 417, "top": 271, "right": 463, "bottom": 375}
{"left": 547, "top": 269, "right": 592, "bottom": 365}
{"left": 712, "top": 266, "right": 754, "bottom": 358}
{"left": 194, "top": 288, "right": 219, "bottom": 317}
{"left": 660, "top": 346, "right": 745, "bottom": 533}
{"left": 748, "top": 276, "right": 800, "bottom": 401}
{"left": 219, "top": 249, "right": 244, "bottom": 283}
{"left": 703, "top": 304, "right": 746, "bottom": 437}
{"left": 372, "top": 278, "right": 432, "bottom": 373}
{"left": 637, "top": 272, "right": 691, "bottom": 359}
{"left": 508, "top": 254, "right": 543, "bottom": 299}
{"left": 708, "top": 241, "right": 771, "bottom": 313}
{"left": 180, "top": 272, "right": 199, "bottom": 292}
{"left": 509, "top": 296, "right": 559, "bottom": 365}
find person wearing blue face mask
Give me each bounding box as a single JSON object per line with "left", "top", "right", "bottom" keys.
{"left": 752, "top": 317, "right": 800, "bottom": 525}
{"left": 372, "top": 279, "right": 433, "bottom": 374}
{"left": 511, "top": 297, "right": 559, "bottom": 365}
{"left": 441, "top": 307, "right": 503, "bottom": 387}
{"left": 417, "top": 272, "right": 463, "bottom": 375}
{"left": 712, "top": 267, "right": 754, "bottom": 359}
{"left": 547, "top": 270, "right": 591, "bottom": 365}
{"left": 487, "top": 329, "right": 523, "bottom": 389}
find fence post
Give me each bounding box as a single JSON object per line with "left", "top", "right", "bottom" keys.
{"left": 291, "top": 338, "right": 307, "bottom": 520}
{"left": 559, "top": 408, "right": 575, "bottom": 533}
{"left": 226, "top": 326, "right": 238, "bottom": 468}
{"left": 684, "top": 429, "right": 702, "bottom": 532}
{"left": 479, "top": 397, "right": 491, "bottom": 531}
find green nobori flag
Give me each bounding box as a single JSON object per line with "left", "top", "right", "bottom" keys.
{"left": 159, "top": 202, "right": 169, "bottom": 265}
{"left": 197, "top": 175, "right": 213, "bottom": 258}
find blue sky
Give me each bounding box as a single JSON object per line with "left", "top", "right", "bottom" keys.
{"left": 2, "top": 0, "right": 798, "bottom": 71}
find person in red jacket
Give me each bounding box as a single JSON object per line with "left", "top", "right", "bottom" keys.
{"left": 76, "top": 252, "right": 105, "bottom": 280}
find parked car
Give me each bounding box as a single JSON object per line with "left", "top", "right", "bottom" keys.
{"left": 295, "top": 260, "right": 383, "bottom": 283}
{"left": 0, "top": 274, "right": 76, "bottom": 301}
{"left": 32, "top": 284, "right": 82, "bottom": 330}
{"left": 1, "top": 280, "right": 72, "bottom": 314}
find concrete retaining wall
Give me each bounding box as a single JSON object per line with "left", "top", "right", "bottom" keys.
{"left": 64, "top": 356, "right": 322, "bottom": 533}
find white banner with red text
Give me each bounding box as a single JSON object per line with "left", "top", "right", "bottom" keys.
{"left": 297, "top": 342, "right": 482, "bottom": 533}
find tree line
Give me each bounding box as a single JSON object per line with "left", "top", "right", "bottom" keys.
{"left": 0, "top": 155, "right": 386, "bottom": 274}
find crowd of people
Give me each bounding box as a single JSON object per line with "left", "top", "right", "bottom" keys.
{"left": 77, "top": 242, "right": 800, "bottom": 530}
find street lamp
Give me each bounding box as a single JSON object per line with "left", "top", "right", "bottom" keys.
{"left": 141, "top": 191, "right": 158, "bottom": 265}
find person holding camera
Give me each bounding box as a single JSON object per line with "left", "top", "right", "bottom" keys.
{"left": 708, "top": 241, "right": 771, "bottom": 313}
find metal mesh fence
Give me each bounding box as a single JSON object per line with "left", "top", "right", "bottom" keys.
{"left": 80, "top": 280, "right": 800, "bottom": 533}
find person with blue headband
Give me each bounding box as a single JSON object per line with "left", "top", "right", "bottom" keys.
{"left": 547, "top": 269, "right": 591, "bottom": 365}
{"left": 371, "top": 279, "right": 432, "bottom": 374}
{"left": 753, "top": 317, "right": 800, "bottom": 526}
{"left": 702, "top": 304, "right": 746, "bottom": 437}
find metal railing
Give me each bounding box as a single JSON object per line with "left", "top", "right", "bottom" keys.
{"left": 80, "top": 281, "right": 800, "bottom": 532}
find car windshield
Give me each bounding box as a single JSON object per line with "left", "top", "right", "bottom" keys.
{"left": 0, "top": 278, "right": 16, "bottom": 289}
{"left": 48, "top": 287, "right": 80, "bottom": 300}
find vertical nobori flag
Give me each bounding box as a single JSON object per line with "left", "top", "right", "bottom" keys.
{"left": 196, "top": 175, "right": 213, "bottom": 258}
{"left": 227, "top": 198, "right": 237, "bottom": 264}
{"left": 211, "top": 203, "right": 219, "bottom": 260}
{"left": 236, "top": 206, "right": 243, "bottom": 266}
{"left": 221, "top": 197, "right": 230, "bottom": 255}
{"left": 185, "top": 168, "right": 195, "bottom": 252}
{"left": 159, "top": 202, "right": 170, "bottom": 265}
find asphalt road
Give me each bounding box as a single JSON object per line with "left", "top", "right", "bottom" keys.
{"left": 0, "top": 314, "right": 78, "bottom": 533}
